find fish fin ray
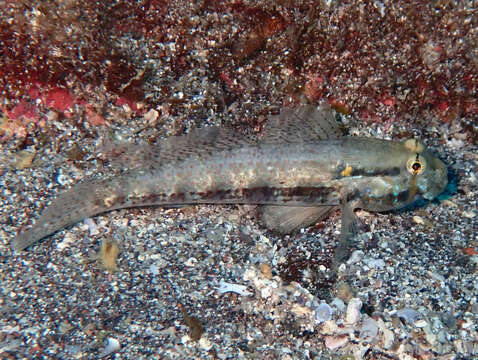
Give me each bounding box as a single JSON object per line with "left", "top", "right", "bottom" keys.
{"left": 332, "top": 201, "right": 362, "bottom": 267}
{"left": 159, "top": 127, "right": 256, "bottom": 164}
{"left": 261, "top": 205, "right": 337, "bottom": 234}
{"left": 98, "top": 105, "right": 342, "bottom": 169}
{"left": 97, "top": 140, "right": 157, "bottom": 170}
{"left": 98, "top": 127, "right": 257, "bottom": 169}
{"left": 262, "top": 104, "right": 344, "bottom": 143}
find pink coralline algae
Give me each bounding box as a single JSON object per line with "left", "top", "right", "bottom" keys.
{"left": 4, "top": 100, "right": 39, "bottom": 123}
{"left": 45, "top": 88, "right": 75, "bottom": 113}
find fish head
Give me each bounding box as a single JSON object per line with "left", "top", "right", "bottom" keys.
{"left": 359, "top": 138, "right": 448, "bottom": 212}
{"left": 394, "top": 139, "right": 448, "bottom": 207}
{"left": 409, "top": 145, "right": 448, "bottom": 201}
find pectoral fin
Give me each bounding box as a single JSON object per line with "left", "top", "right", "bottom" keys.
{"left": 261, "top": 205, "right": 337, "bottom": 234}
{"left": 332, "top": 202, "right": 362, "bottom": 267}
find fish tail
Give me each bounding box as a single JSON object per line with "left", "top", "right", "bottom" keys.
{"left": 12, "top": 178, "right": 124, "bottom": 251}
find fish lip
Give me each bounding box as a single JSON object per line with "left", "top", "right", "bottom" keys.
{"left": 423, "top": 179, "right": 448, "bottom": 201}
{"left": 420, "top": 179, "right": 447, "bottom": 201}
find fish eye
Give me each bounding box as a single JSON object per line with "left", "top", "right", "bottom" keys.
{"left": 407, "top": 154, "right": 426, "bottom": 175}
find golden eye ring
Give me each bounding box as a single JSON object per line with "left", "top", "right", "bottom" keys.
{"left": 407, "top": 154, "right": 426, "bottom": 175}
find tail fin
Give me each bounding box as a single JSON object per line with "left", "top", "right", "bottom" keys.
{"left": 12, "top": 179, "right": 114, "bottom": 251}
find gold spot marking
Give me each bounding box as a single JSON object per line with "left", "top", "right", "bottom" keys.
{"left": 104, "top": 194, "right": 117, "bottom": 207}
{"left": 404, "top": 139, "right": 425, "bottom": 153}
{"left": 341, "top": 165, "right": 353, "bottom": 177}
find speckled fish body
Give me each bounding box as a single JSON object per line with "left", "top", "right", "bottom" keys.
{"left": 13, "top": 106, "right": 448, "bottom": 252}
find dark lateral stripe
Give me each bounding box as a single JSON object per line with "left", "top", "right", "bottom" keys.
{"left": 122, "top": 185, "right": 340, "bottom": 207}
{"left": 239, "top": 186, "right": 338, "bottom": 204}
{"left": 343, "top": 166, "right": 401, "bottom": 178}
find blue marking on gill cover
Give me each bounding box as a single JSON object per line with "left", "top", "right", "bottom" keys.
{"left": 393, "top": 184, "right": 399, "bottom": 203}
{"left": 393, "top": 184, "right": 399, "bottom": 197}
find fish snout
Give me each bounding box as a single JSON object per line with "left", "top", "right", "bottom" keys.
{"left": 422, "top": 157, "right": 448, "bottom": 200}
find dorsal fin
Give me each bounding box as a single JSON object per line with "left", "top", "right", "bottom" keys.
{"left": 261, "top": 105, "right": 344, "bottom": 143}
{"left": 99, "top": 105, "right": 342, "bottom": 170}
{"left": 98, "top": 127, "right": 257, "bottom": 170}
{"left": 157, "top": 127, "right": 256, "bottom": 164}
{"left": 98, "top": 140, "right": 157, "bottom": 170}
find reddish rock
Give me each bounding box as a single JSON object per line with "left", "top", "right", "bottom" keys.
{"left": 45, "top": 88, "right": 75, "bottom": 112}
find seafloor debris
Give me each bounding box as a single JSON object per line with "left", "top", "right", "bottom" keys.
{"left": 98, "top": 238, "right": 120, "bottom": 272}
{"left": 178, "top": 303, "right": 203, "bottom": 341}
